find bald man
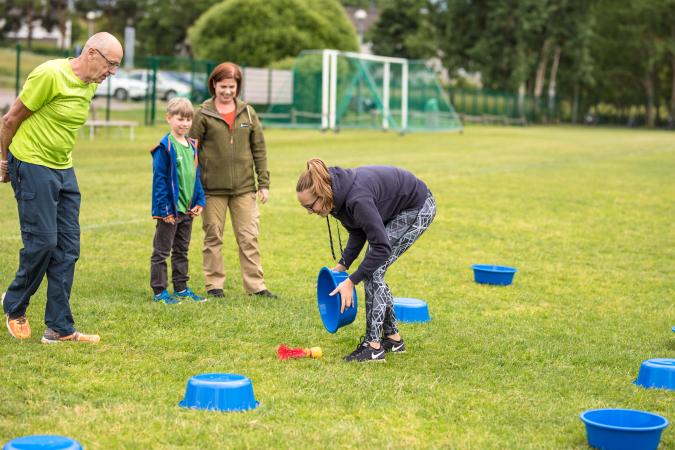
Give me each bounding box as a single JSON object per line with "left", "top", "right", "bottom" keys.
{"left": 0, "top": 32, "right": 123, "bottom": 344}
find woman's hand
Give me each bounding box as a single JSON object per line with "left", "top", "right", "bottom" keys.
{"left": 257, "top": 188, "right": 269, "bottom": 204}
{"left": 163, "top": 216, "right": 175, "bottom": 225}
{"left": 189, "top": 205, "right": 203, "bottom": 216}
{"left": 330, "top": 277, "right": 354, "bottom": 313}
{"left": 331, "top": 264, "right": 347, "bottom": 272}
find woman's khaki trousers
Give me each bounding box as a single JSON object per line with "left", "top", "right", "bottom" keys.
{"left": 202, "top": 192, "right": 266, "bottom": 294}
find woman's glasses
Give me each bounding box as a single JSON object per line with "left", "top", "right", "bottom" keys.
{"left": 302, "top": 197, "right": 319, "bottom": 212}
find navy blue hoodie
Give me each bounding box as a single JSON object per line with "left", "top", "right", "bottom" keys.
{"left": 329, "top": 166, "right": 430, "bottom": 285}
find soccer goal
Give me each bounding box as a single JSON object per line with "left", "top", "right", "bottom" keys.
{"left": 263, "top": 49, "right": 463, "bottom": 133}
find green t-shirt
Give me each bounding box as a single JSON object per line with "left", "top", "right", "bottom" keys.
{"left": 170, "top": 135, "right": 196, "bottom": 213}
{"left": 11, "top": 59, "right": 97, "bottom": 169}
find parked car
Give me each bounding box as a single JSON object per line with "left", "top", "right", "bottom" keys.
{"left": 164, "top": 71, "right": 210, "bottom": 102}
{"left": 95, "top": 69, "right": 148, "bottom": 101}
{"left": 129, "top": 70, "right": 191, "bottom": 101}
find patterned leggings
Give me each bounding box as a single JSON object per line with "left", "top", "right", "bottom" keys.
{"left": 363, "top": 192, "right": 437, "bottom": 343}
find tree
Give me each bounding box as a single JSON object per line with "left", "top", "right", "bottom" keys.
{"left": 435, "top": 0, "right": 596, "bottom": 121}
{"left": 188, "top": 0, "right": 359, "bottom": 67}
{"left": 74, "top": 0, "right": 220, "bottom": 57}
{"left": 589, "top": 0, "right": 670, "bottom": 127}
{"left": 366, "top": 0, "right": 438, "bottom": 59}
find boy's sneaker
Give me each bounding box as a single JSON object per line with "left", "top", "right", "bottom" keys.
{"left": 174, "top": 288, "right": 207, "bottom": 302}
{"left": 3, "top": 292, "right": 31, "bottom": 340}
{"left": 381, "top": 336, "right": 406, "bottom": 353}
{"left": 343, "top": 338, "right": 386, "bottom": 363}
{"left": 207, "top": 289, "right": 224, "bottom": 298}
{"left": 154, "top": 290, "right": 181, "bottom": 305}
{"left": 41, "top": 328, "right": 100, "bottom": 344}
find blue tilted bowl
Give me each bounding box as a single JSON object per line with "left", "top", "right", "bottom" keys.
{"left": 2, "top": 435, "right": 82, "bottom": 450}
{"left": 393, "top": 298, "right": 431, "bottom": 323}
{"left": 317, "top": 267, "right": 358, "bottom": 333}
{"left": 579, "top": 409, "right": 668, "bottom": 450}
{"left": 635, "top": 358, "right": 675, "bottom": 391}
{"left": 179, "top": 373, "right": 259, "bottom": 412}
{"left": 471, "top": 264, "right": 517, "bottom": 285}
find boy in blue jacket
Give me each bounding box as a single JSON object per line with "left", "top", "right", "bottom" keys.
{"left": 150, "top": 97, "right": 207, "bottom": 304}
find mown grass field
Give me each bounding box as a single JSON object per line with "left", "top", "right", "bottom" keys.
{"left": 0, "top": 125, "right": 673, "bottom": 449}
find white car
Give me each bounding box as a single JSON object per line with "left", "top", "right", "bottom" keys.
{"left": 95, "top": 69, "right": 148, "bottom": 101}
{"left": 129, "top": 70, "right": 191, "bottom": 101}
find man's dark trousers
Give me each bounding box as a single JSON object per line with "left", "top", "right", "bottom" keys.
{"left": 3, "top": 152, "right": 80, "bottom": 336}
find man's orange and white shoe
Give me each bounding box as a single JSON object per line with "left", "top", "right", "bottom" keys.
{"left": 3, "top": 292, "right": 31, "bottom": 340}
{"left": 41, "top": 328, "right": 100, "bottom": 344}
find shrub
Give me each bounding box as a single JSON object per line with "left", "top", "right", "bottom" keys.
{"left": 188, "top": 0, "right": 359, "bottom": 67}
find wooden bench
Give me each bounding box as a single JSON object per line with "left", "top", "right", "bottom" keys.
{"left": 84, "top": 120, "right": 138, "bottom": 141}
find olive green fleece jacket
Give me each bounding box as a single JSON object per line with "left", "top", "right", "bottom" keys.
{"left": 189, "top": 98, "right": 270, "bottom": 195}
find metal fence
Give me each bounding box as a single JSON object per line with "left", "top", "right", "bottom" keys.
{"left": 448, "top": 87, "right": 561, "bottom": 125}
{"left": 7, "top": 44, "right": 575, "bottom": 128}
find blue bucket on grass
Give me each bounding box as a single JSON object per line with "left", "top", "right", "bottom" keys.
{"left": 471, "top": 264, "right": 517, "bottom": 285}
{"left": 635, "top": 358, "right": 675, "bottom": 391}
{"left": 579, "top": 408, "right": 669, "bottom": 450}
{"left": 393, "top": 298, "right": 430, "bottom": 323}
{"left": 2, "top": 436, "right": 82, "bottom": 450}
{"left": 179, "top": 373, "right": 259, "bottom": 412}
{"left": 317, "top": 267, "right": 357, "bottom": 333}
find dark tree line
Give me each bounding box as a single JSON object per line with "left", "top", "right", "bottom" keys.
{"left": 366, "top": 0, "right": 675, "bottom": 127}
{"left": 3, "top": 0, "right": 674, "bottom": 126}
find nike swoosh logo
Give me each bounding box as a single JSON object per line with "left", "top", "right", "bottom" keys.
{"left": 392, "top": 344, "right": 404, "bottom": 351}
{"left": 371, "top": 351, "right": 384, "bottom": 359}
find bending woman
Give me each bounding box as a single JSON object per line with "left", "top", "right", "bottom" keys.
{"left": 296, "top": 158, "right": 436, "bottom": 362}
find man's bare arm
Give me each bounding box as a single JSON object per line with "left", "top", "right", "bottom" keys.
{"left": 0, "top": 98, "right": 33, "bottom": 182}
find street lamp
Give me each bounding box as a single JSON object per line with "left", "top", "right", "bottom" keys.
{"left": 354, "top": 8, "right": 367, "bottom": 49}
{"left": 85, "top": 11, "right": 102, "bottom": 37}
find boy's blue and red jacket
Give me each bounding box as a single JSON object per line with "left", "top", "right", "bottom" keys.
{"left": 150, "top": 133, "right": 206, "bottom": 220}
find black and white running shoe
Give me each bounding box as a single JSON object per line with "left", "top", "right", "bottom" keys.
{"left": 343, "top": 339, "right": 386, "bottom": 362}
{"left": 381, "top": 336, "right": 406, "bottom": 353}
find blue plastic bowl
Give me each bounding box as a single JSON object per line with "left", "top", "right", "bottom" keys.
{"left": 317, "top": 267, "right": 358, "bottom": 333}
{"left": 471, "top": 264, "right": 517, "bottom": 285}
{"left": 2, "top": 435, "right": 82, "bottom": 450}
{"left": 179, "top": 373, "right": 259, "bottom": 412}
{"left": 635, "top": 358, "right": 675, "bottom": 391}
{"left": 579, "top": 409, "right": 668, "bottom": 450}
{"left": 393, "top": 298, "right": 430, "bottom": 323}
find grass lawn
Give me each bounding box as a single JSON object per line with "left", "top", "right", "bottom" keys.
{"left": 0, "top": 125, "right": 673, "bottom": 449}
{"left": 0, "top": 46, "right": 65, "bottom": 91}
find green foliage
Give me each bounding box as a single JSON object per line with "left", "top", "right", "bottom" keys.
{"left": 136, "top": 0, "right": 222, "bottom": 56}
{"left": 0, "top": 0, "right": 72, "bottom": 49}
{"left": 587, "top": 0, "right": 675, "bottom": 126}
{"left": 188, "top": 0, "right": 359, "bottom": 67}
{"left": 367, "top": 0, "right": 438, "bottom": 59}
{"left": 0, "top": 126, "right": 673, "bottom": 447}
{"left": 339, "top": 0, "right": 376, "bottom": 7}
{"left": 268, "top": 56, "right": 296, "bottom": 70}
{"left": 437, "top": 0, "right": 593, "bottom": 92}
{"left": 74, "top": 0, "right": 221, "bottom": 56}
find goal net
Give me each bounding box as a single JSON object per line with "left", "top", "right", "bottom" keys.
{"left": 263, "top": 49, "right": 463, "bottom": 133}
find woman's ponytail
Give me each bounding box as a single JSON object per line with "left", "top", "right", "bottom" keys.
{"left": 296, "top": 158, "right": 334, "bottom": 211}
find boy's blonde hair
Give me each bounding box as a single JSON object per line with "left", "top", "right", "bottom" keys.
{"left": 166, "top": 97, "right": 194, "bottom": 118}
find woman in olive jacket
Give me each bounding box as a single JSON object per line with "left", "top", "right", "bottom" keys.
{"left": 190, "top": 62, "right": 276, "bottom": 298}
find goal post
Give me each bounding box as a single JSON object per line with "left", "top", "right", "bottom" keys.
{"left": 264, "top": 49, "right": 463, "bottom": 133}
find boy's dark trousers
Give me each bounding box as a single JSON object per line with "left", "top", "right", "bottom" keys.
{"left": 3, "top": 152, "right": 80, "bottom": 336}
{"left": 150, "top": 214, "right": 193, "bottom": 295}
